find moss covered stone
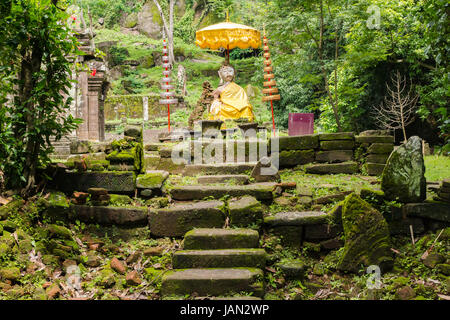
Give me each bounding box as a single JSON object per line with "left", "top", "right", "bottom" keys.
{"left": 268, "top": 226, "right": 303, "bottom": 247}
{"left": 136, "top": 170, "right": 169, "bottom": 189}
{"left": 144, "top": 267, "right": 164, "bottom": 284}
{"left": 172, "top": 249, "right": 266, "bottom": 269}
{"left": 229, "top": 196, "right": 263, "bottom": 228}
{"left": 305, "top": 162, "right": 359, "bottom": 174}
{"left": 148, "top": 201, "right": 225, "bottom": 237}
{"left": 315, "top": 150, "right": 353, "bottom": 163}
{"left": 161, "top": 268, "right": 264, "bottom": 298}
{"left": 319, "top": 132, "right": 355, "bottom": 141}
{"left": 367, "top": 143, "right": 394, "bottom": 154}
{"left": 277, "top": 258, "right": 306, "bottom": 279}
{"left": 337, "top": 193, "right": 393, "bottom": 273}
{"left": 145, "top": 197, "right": 169, "bottom": 208}
{"left": 355, "top": 136, "right": 394, "bottom": 144}
{"left": 183, "top": 228, "right": 259, "bottom": 250}
{"left": 436, "top": 264, "right": 450, "bottom": 276}
{"left": 381, "top": 136, "right": 426, "bottom": 203}
{"left": 110, "top": 194, "right": 132, "bottom": 206}
{"left": 272, "top": 134, "right": 319, "bottom": 151}
{"left": 275, "top": 149, "right": 315, "bottom": 168}
{"left": 264, "top": 211, "right": 329, "bottom": 226}
{"left": 0, "top": 267, "right": 21, "bottom": 281}
{"left": 70, "top": 205, "right": 148, "bottom": 227}
{"left": 320, "top": 140, "right": 355, "bottom": 151}
{"left": 363, "top": 163, "right": 385, "bottom": 176}
{"left": 0, "top": 220, "right": 17, "bottom": 232}
{"left": 0, "top": 199, "right": 24, "bottom": 220}
{"left": 170, "top": 184, "right": 274, "bottom": 201}
{"left": 51, "top": 171, "right": 136, "bottom": 194}
{"left": 47, "top": 224, "right": 72, "bottom": 239}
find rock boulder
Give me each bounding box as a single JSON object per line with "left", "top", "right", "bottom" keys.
{"left": 381, "top": 136, "right": 426, "bottom": 203}
{"left": 337, "top": 193, "right": 393, "bottom": 273}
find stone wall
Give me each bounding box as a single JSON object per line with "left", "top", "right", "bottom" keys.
{"left": 272, "top": 131, "right": 394, "bottom": 176}
{"left": 143, "top": 131, "right": 394, "bottom": 176}
{"left": 104, "top": 94, "right": 186, "bottom": 121}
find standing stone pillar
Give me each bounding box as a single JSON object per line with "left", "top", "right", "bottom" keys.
{"left": 143, "top": 96, "right": 149, "bottom": 122}
{"left": 77, "top": 72, "right": 89, "bottom": 140}
{"left": 87, "top": 74, "right": 105, "bottom": 141}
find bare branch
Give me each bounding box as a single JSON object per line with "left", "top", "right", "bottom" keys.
{"left": 372, "top": 70, "right": 419, "bottom": 143}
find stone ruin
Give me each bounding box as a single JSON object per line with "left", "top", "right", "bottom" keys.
{"left": 54, "top": 27, "right": 110, "bottom": 156}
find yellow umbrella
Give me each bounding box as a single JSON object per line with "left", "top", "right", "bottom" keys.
{"left": 195, "top": 15, "right": 261, "bottom": 61}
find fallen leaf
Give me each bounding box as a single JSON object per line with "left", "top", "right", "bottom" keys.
{"left": 0, "top": 197, "right": 10, "bottom": 205}
{"left": 265, "top": 267, "right": 276, "bottom": 273}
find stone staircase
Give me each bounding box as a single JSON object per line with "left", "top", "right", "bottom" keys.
{"left": 47, "top": 135, "right": 77, "bottom": 156}
{"left": 161, "top": 228, "right": 266, "bottom": 298}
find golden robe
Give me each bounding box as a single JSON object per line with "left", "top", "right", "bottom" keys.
{"left": 210, "top": 82, "right": 255, "bottom": 122}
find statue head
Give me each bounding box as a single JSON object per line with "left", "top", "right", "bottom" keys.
{"left": 218, "top": 64, "right": 235, "bottom": 85}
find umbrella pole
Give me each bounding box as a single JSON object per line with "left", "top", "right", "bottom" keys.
{"left": 270, "top": 100, "right": 275, "bottom": 135}
{"left": 227, "top": 44, "right": 230, "bottom": 64}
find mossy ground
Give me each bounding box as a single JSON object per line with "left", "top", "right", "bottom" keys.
{"left": 1, "top": 156, "right": 449, "bottom": 300}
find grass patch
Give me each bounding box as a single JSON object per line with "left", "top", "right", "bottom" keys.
{"left": 424, "top": 155, "right": 450, "bottom": 182}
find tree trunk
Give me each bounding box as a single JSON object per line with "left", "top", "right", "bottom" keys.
{"left": 153, "top": 0, "right": 175, "bottom": 65}
{"left": 318, "top": 0, "right": 342, "bottom": 132}
{"left": 21, "top": 41, "right": 43, "bottom": 196}
{"left": 169, "top": 0, "right": 175, "bottom": 65}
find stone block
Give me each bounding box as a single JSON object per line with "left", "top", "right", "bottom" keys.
{"left": 264, "top": 211, "right": 329, "bottom": 226}
{"left": 136, "top": 170, "right": 169, "bottom": 189}
{"left": 319, "top": 132, "right": 354, "bottom": 141}
{"left": 70, "top": 140, "right": 90, "bottom": 154}
{"left": 172, "top": 249, "right": 266, "bottom": 269}
{"left": 197, "top": 175, "right": 249, "bottom": 185}
{"left": 305, "top": 162, "right": 359, "bottom": 174}
{"left": 269, "top": 226, "right": 303, "bottom": 247}
{"left": 320, "top": 140, "right": 355, "bottom": 151}
{"left": 304, "top": 224, "right": 342, "bottom": 240}
{"left": 364, "top": 163, "right": 386, "bottom": 176}
{"left": 70, "top": 206, "right": 148, "bottom": 226}
{"left": 368, "top": 143, "right": 394, "bottom": 154}
{"left": 161, "top": 268, "right": 264, "bottom": 297}
{"left": 183, "top": 228, "right": 260, "bottom": 250}
{"left": 148, "top": 201, "right": 226, "bottom": 237}
{"left": 274, "top": 149, "right": 315, "bottom": 168}
{"left": 169, "top": 184, "right": 275, "bottom": 201}
{"left": 404, "top": 203, "right": 450, "bottom": 222}
{"left": 51, "top": 172, "right": 136, "bottom": 193}
{"left": 272, "top": 135, "right": 319, "bottom": 151}
{"left": 366, "top": 154, "right": 390, "bottom": 164}
{"left": 315, "top": 150, "right": 353, "bottom": 163}
{"left": 355, "top": 135, "right": 394, "bottom": 144}
{"left": 229, "top": 196, "right": 263, "bottom": 228}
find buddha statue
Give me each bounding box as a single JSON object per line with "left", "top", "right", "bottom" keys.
{"left": 209, "top": 64, "right": 255, "bottom": 122}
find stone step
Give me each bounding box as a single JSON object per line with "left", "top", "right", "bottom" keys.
{"left": 264, "top": 211, "right": 329, "bottom": 226}
{"left": 183, "top": 162, "right": 256, "bottom": 176}
{"left": 70, "top": 205, "right": 148, "bottom": 227}
{"left": 305, "top": 162, "right": 359, "bottom": 174}
{"left": 183, "top": 228, "right": 260, "bottom": 250}
{"left": 148, "top": 201, "right": 226, "bottom": 237}
{"left": 169, "top": 183, "right": 275, "bottom": 201}
{"left": 172, "top": 249, "right": 266, "bottom": 269}
{"left": 197, "top": 175, "right": 249, "bottom": 185}
{"left": 161, "top": 268, "right": 264, "bottom": 297}
{"left": 50, "top": 171, "right": 136, "bottom": 193}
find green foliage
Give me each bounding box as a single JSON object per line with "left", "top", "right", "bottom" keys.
{"left": 109, "top": 46, "right": 130, "bottom": 66}
{"left": 0, "top": 0, "right": 81, "bottom": 192}
{"left": 78, "top": 0, "right": 146, "bottom": 29}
